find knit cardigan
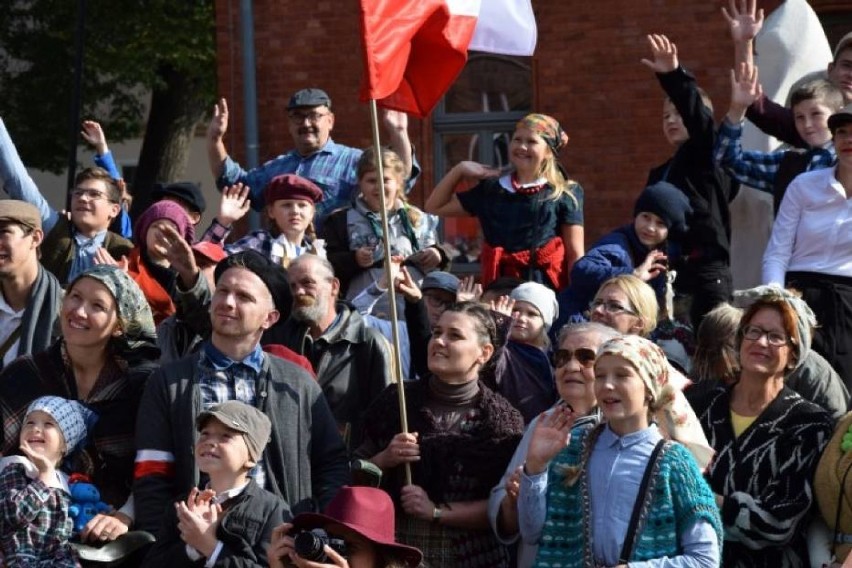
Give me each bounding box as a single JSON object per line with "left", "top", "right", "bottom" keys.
{"left": 699, "top": 385, "right": 833, "bottom": 567}
{"left": 534, "top": 425, "right": 722, "bottom": 567}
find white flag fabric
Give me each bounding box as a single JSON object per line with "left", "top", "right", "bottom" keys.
{"left": 468, "top": 0, "right": 537, "bottom": 56}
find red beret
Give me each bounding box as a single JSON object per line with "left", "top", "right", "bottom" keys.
{"left": 264, "top": 174, "right": 323, "bottom": 205}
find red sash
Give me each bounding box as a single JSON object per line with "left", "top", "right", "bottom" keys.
{"left": 480, "top": 235, "right": 567, "bottom": 291}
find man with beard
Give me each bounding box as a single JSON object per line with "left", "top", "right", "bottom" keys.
{"left": 0, "top": 201, "right": 62, "bottom": 368}
{"left": 133, "top": 251, "right": 350, "bottom": 535}
{"left": 279, "top": 254, "right": 393, "bottom": 450}
{"left": 206, "top": 88, "right": 415, "bottom": 229}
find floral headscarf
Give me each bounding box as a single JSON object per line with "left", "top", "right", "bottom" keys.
{"left": 598, "top": 335, "right": 714, "bottom": 470}
{"left": 515, "top": 113, "right": 570, "bottom": 153}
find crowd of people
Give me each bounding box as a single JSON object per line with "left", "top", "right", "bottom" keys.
{"left": 0, "top": 3, "right": 851, "bottom": 568}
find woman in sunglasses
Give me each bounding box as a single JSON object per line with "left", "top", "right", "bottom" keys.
{"left": 696, "top": 287, "right": 833, "bottom": 567}
{"left": 488, "top": 321, "right": 619, "bottom": 568}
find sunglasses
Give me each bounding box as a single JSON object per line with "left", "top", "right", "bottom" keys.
{"left": 551, "top": 347, "right": 597, "bottom": 369}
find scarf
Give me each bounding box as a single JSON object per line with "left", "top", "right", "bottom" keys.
{"left": 16, "top": 265, "right": 62, "bottom": 361}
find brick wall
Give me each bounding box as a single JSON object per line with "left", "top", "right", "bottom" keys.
{"left": 212, "top": 0, "right": 832, "bottom": 244}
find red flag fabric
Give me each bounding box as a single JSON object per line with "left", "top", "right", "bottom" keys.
{"left": 359, "top": 0, "right": 480, "bottom": 118}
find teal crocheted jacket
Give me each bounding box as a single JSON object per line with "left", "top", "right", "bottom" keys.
{"left": 534, "top": 426, "right": 722, "bottom": 567}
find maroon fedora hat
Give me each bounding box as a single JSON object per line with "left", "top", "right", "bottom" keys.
{"left": 293, "top": 486, "right": 422, "bottom": 566}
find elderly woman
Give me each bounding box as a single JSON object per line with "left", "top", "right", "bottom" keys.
{"left": 0, "top": 265, "right": 159, "bottom": 543}
{"left": 518, "top": 335, "right": 721, "bottom": 567}
{"left": 697, "top": 287, "right": 834, "bottom": 567}
{"left": 355, "top": 302, "right": 524, "bottom": 567}
{"left": 488, "top": 321, "right": 619, "bottom": 567}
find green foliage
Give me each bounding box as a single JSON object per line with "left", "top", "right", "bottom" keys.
{"left": 0, "top": 0, "right": 215, "bottom": 173}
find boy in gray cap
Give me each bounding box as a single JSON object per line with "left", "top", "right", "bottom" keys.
{"left": 142, "top": 401, "right": 290, "bottom": 567}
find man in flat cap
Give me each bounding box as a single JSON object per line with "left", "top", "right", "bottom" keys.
{"left": 0, "top": 200, "right": 62, "bottom": 368}
{"left": 205, "top": 87, "right": 416, "bottom": 229}
{"left": 134, "top": 250, "right": 349, "bottom": 536}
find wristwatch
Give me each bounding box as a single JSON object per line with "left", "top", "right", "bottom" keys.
{"left": 432, "top": 505, "right": 442, "bottom": 523}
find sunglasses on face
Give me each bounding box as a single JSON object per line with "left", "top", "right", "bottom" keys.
{"left": 551, "top": 347, "right": 597, "bottom": 368}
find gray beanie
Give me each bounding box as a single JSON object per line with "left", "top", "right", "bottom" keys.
{"left": 732, "top": 284, "right": 816, "bottom": 370}
{"left": 510, "top": 282, "right": 558, "bottom": 329}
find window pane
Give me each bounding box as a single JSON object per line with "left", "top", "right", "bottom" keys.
{"left": 443, "top": 53, "right": 533, "bottom": 115}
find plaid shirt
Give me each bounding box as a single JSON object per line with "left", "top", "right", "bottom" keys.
{"left": 714, "top": 118, "right": 836, "bottom": 192}
{"left": 218, "top": 139, "right": 362, "bottom": 228}
{"left": 197, "top": 342, "right": 267, "bottom": 489}
{"left": 0, "top": 463, "right": 78, "bottom": 566}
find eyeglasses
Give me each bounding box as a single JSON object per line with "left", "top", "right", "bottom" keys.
{"left": 287, "top": 111, "right": 331, "bottom": 124}
{"left": 424, "top": 293, "right": 453, "bottom": 310}
{"left": 589, "top": 299, "right": 636, "bottom": 316}
{"left": 551, "top": 347, "right": 597, "bottom": 368}
{"left": 71, "top": 188, "right": 112, "bottom": 202}
{"left": 742, "top": 324, "right": 790, "bottom": 347}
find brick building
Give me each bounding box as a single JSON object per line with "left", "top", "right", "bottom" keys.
{"left": 213, "top": 0, "right": 851, "bottom": 256}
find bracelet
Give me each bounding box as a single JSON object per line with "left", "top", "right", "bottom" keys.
{"left": 432, "top": 505, "right": 442, "bottom": 523}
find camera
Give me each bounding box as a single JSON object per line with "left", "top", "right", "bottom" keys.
{"left": 293, "top": 529, "right": 348, "bottom": 562}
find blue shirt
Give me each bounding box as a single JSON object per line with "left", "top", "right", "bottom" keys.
{"left": 519, "top": 424, "right": 719, "bottom": 567}
{"left": 93, "top": 151, "right": 132, "bottom": 239}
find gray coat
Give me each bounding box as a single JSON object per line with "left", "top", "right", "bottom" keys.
{"left": 133, "top": 349, "right": 350, "bottom": 536}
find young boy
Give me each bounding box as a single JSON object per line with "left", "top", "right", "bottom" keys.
{"left": 142, "top": 401, "right": 289, "bottom": 567}
{"left": 562, "top": 181, "right": 692, "bottom": 324}
{"left": 0, "top": 117, "right": 132, "bottom": 285}
{"left": 0, "top": 396, "right": 92, "bottom": 567}
{"left": 642, "top": 34, "right": 738, "bottom": 331}
{"left": 715, "top": 64, "right": 844, "bottom": 213}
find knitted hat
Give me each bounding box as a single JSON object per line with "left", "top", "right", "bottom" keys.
{"left": 68, "top": 264, "right": 157, "bottom": 344}
{"left": 510, "top": 281, "right": 558, "bottom": 329}
{"left": 264, "top": 174, "right": 323, "bottom": 206}
{"left": 25, "top": 396, "right": 95, "bottom": 454}
{"left": 214, "top": 250, "right": 292, "bottom": 319}
{"left": 196, "top": 401, "right": 271, "bottom": 463}
{"left": 515, "top": 113, "right": 569, "bottom": 153}
{"left": 134, "top": 200, "right": 195, "bottom": 249}
{"left": 597, "top": 335, "right": 714, "bottom": 470}
{"left": 152, "top": 181, "right": 206, "bottom": 214}
{"left": 633, "top": 181, "right": 693, "bottom": 235}
{"left": 732, "top": 284, "right": 815, "bottom": 370}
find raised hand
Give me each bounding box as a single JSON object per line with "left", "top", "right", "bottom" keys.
{"left": 207, "top": 98, "right": 229, "bottom": 142}
{"left": 397, "top": 266, "right": 423, "bottom": 302}
{"left": 456, "top": 275, "right": 482, "bottom": 303}
{"left": 727, "top": 62, "right": 762, "bottom": 122}
{"left": 382, "top": 108, "right": 408, "bottom": 133}
{"left": 490, "top": 295, "right": 515, "bottom": 317}
{"left": 633, "top": 250, "right": 668, "bottom": 282}
{"left": 454, "top": 161, "right": 501, "bottom": 183}
{"left": 155, "top": 224, "right": 200, "bottom": 287}
{"left": 217, "top": 183, "right": 251, "bottom": 226}
{"left": 722, "top": 0, "right": 764, "bottom": 43}
{"left": 640, "top": 34, "right": 679, "bottom": 74}
{"left": 177, "top": 499, "right": 220, "bottom": 557}
{"left": 81, "top": 120, "right": 108, "bottom": 155}
{"left": 93, "top": 248, "right": 129, "bottom": 272}
{"left": 18, "top": 439, "right": 55, "bottom": 481}
{"left": 524, "top": 404, "right": 576, "bottom": 474}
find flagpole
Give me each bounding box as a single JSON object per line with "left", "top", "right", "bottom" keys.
{"left": 368, "top": 98, "right": 412, "bottom": 486}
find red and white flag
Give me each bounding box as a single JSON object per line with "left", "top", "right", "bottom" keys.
{"left": 359, "top": 0, "right": 536, "bottom": 117}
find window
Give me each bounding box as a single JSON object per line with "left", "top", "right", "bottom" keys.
{"left": 432, "top": 53, "right": 533, "bottom": 270}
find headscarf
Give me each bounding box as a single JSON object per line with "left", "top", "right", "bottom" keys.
{"left": 732, "top": 284, "right": 816, "bottom": 370}
{"left": 597, "top": 335, "right": 714, "bottom": 470}
{"left": 133, "top": 200, "right": 195, "bottom": 249}
{"left": 25, "top": 396, "right": 96, "bottom": 454}
{"left": 515, "top": 113, "right": 569, "bottom": 153}
{"left": 67, "top": 265, "right": 157, "bottom": 351}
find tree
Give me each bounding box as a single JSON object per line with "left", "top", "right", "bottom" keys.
{"left": 0, "top": 0, "right": 215, "bottom": 213}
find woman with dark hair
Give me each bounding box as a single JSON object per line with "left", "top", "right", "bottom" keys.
{"left": 268, "top": 486, "right": 423, "bottom": 568}
{"left": 697, "top": 287, "right": 834, "bottom": 566}
{"left": 355, "top": 301, "right": 524, "bottom": 567}
{"left": 0, "top": 264, "right": 159, "bottom": 543}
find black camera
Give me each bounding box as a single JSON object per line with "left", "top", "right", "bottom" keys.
{"left": 293, "top": 529, "right": 348, "bottom": 562}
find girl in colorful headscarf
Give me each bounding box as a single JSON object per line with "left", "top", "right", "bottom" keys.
{"left": 425, "top": 113, "right": 584, "bottom": 292}
{"left": 519, "top": 334, "right": 721, "bottom": 568}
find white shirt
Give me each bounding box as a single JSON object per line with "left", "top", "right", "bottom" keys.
{"left": 0, "top": 291, "right": 24, "bottom": 367}
{"left": 762, "top": 167, "right": 852, "bottom": 285}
